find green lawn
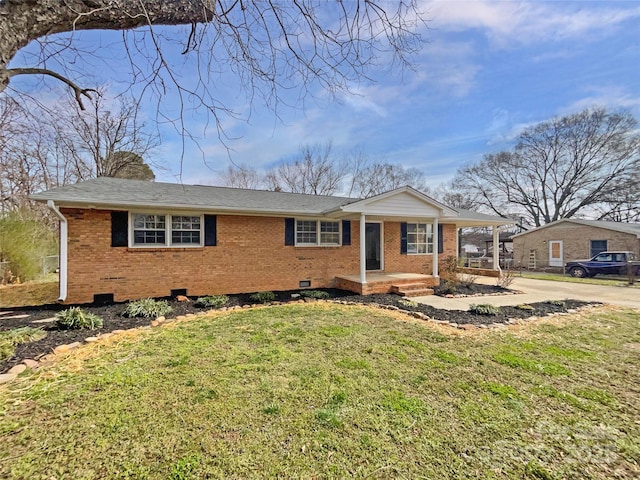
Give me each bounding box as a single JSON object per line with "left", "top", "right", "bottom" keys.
{"left": 519, "top": 271, "right": 639, "bottom": 287}
{"left": 1, "top": 304, "right": 639, "bottom": 479}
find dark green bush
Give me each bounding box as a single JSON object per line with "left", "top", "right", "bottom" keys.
{"left": 195, "top": 295, "right": 229, "bottom": 308}
{"left": 300, "top": 290, "right": 330, "bottom": 299}
{"left": 249, "top": 291, "right": 276, "bottom": 303}
{"left": 469, "top": 303, "right": 501, "bottom": 316}
{"left": 56, "top": 307, "right": 103, "bottom": 330}
{"left": 124, "top": 298, "right": 173, "bottom": 318}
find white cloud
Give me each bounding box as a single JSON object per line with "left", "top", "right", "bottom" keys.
{"left": 560, "top": 85, "right": 640, "bottom": 115}
{"left": 423, "top": 1, "right": 640, "bottom": 47}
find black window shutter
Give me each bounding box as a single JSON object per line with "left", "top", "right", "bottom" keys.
{"left": 438, "top": 224, "right": 444, "bottom": 254}
{"left": 342, "top": 220, "right": 351, "bottom": 246}
{"left": 400, "top": 222, "right": 408, "bottom": 254}
{"left": 111, "top": 211, "right": 128, "bottom": 247}
{"left": 204, "top": 215, "right": 217, "bottom": 246}
{"left": 285, "top": 218, "right": 295, "bottom": 246}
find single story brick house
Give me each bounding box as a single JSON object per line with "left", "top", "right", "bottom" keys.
{"left": 512, "top": 219, "right": 640, "bottom": 270}
{"left": 31, "top": 177, "right": 512, "bottom": 304}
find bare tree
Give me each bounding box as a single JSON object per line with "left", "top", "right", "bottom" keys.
{"left": 451, "top": 108, "right": 640, "bottom": 227}
{"left": 217, "top": 164, "right": 265, "bottom": 190}
{"left": 0, "top": 89, "right": 157, "bottom": 212}
{"left": 432, "top": 182, "right": 480, "bottom": 210}
{"left": 55, "top": 90, "right": 159, "bottom": 180}
{"left": 1, "top": 1, "right": 425, "bottom": 149}
{"left": 0, "top": 96, "right": 59, "bottom": 212}
{"left": 348, "top": 160, "right": 430, "bottom": 198}
{"left": 265, "top": 143, "right": 347, "bottom": 195}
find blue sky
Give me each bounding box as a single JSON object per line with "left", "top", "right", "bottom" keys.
{"left": 10, "top": 1, "right": 640, "bottom": 188}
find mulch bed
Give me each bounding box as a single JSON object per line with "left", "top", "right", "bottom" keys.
{"left": 1, "top": 286, "right": 596, "bottom": 374}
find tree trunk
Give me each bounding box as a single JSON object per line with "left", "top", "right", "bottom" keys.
{"left": 0, "top": 0, "right": 214, "bottom": 92}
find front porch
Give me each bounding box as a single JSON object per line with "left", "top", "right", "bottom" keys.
{"left": 335, "top": 272, "right": 438, "bottom": 296}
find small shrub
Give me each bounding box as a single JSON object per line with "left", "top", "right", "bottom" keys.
{"left": 194, "top": 295, "right": 229, "bottom": 308}
{"left": 495, "top": 269, "right": 516, "bottom": 289}
{"left": 300, "top": 290, "right": 330, "bottom": 299}
{"left": 439, "top": 255, "right": 460, "bottom": 292}
{"left": 249, "top": 291, "right": 276, "bottom": 303}
{"left": 124, "top": 298, "right": 173, "bottom": 318}
{"left": 398, "top": 299, "right": 418, "bottom": 308}
{"left": 0, "top": 327, "right": 47, "bottom": 361}
{"left": 469, "top": 303, "right": 501, "bottom": 316}
{"left": 515, "top": 304, "right": 535, "bottom": 311}
{"left": 56, "top": 307, "right": 103, "bottom": 330}
{"left": 546, "top": 300, "right": 566, "bottom": 307}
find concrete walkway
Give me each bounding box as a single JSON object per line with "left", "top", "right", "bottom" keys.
{"left": 413, "top": 276, "right": 640, "bottom": 310}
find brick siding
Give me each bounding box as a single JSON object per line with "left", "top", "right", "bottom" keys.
{"left": 513, "top": 224, "right": 640, "bottom": 269}
{"left": 61, "top": 209, "right": 458, "bottom": 303}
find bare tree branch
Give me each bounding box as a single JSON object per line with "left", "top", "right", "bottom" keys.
{"left": 6, "top": 67, "right": 95, "bottom": 109}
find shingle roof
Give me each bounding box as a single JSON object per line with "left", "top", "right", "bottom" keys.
{"left": 30, "top": 177, "right": 358, "bottom": 216}
{"left": 30, "top": 177, "right": 512, "bottom": 225}
{"left": 453, "top": 208, "right": 513, "bottom": 224}
{"left": 511, "top": 218, "right": 640, "bottom": 238}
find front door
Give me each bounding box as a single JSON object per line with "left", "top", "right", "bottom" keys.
{"left": 365, "top": 223, "right": 382, "bottom": 270}
{"left": 549, "top": 240, "right": 563, "bottom": 267}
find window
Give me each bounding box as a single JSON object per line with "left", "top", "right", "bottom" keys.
{"left": 131, "top": 213, "right": 203, "bottom": 247}
{"left": 171, "top": 216, "right": 201, "bottom": 245}
{"left": 295, "top": 219, "right": 340, "bottom": 246}
{"left": 407, "top": 223, "right": 433, "bottom": 254}
{"left": 590, "top": 240, "right": 607, "bottom": 258}
{"left": 133, "top": 214, "right": 166, "bottom": 245}
{"left": 594, "top": 253, "right": 612, "bottom": 262}
{"left": 320, "top": 221, "right": 340, "bottom": 245}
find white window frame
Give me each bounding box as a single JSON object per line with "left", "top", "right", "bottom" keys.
{"left": 295, "top": 219, "right": 341, "bottom": 247}
{"left": 129, "top": 212, "right": 204, "bottom": 248}
{"left": 407, "top": 222, "right": 433, "bottom": 255}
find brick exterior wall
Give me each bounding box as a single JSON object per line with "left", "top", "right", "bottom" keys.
{"left": 61, "top": 209, "right": 459, "bottom": 303}
{"left": 513, "top": 223, "right": 640, "bottom": 269}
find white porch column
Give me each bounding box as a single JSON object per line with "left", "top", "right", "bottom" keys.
{"left": 432, "top": 217, "right": 439, "bottom": 277}
{"left": 359, "top": 213, "right": 367, "bottom": 284}
{"left": 493, "top": 225, "right": 501, "bottom": 272}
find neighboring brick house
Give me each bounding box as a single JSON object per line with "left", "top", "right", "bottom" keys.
{"left": 31, "top": 177, "right": 511, "bottom": 304}
{"left": 512, "top": 219, "right": 640, "bottom": 270}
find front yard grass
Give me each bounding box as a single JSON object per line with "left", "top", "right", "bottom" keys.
{"left": 519, "top": 271, "right": 639, "bottom": 287}
{"left": 1, "top": 303, "right": 639, "bottom": 479}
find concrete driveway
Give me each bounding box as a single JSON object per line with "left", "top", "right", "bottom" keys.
{"left": 414, "top": 276, "right": 640, "bottom": 310}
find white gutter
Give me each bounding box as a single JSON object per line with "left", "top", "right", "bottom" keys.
{"left": 47, "top": 200, "right": 67, "bottom": 302}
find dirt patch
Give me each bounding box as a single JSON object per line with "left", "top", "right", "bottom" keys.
{"left": 1, "top": 286, "right": 596, "bottom": 373}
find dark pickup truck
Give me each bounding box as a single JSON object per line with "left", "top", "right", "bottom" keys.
{"left": 566, "top": 251, "right": 640, "bottom": 278}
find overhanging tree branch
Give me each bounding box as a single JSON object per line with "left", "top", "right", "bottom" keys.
{"left": 6, "top": 67, "right": 96, "bottom": 110}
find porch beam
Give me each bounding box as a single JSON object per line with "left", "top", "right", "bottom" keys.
{"left": 359, "top": 213, "right": 367, "bottom": 284}
{"left": 493, "top": 225, "right": 501, "bottom": 272}
{"left": 432, "top": 217, "right": 439, "bottom": 277}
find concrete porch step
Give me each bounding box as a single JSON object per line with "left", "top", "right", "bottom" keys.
{"left": 390, "top": 283, "right": 434, "bottom": 297}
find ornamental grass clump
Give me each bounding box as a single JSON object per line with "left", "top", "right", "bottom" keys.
{"left": 249, "top": 291, "right": 276, "bottom": 304}
{"left": 56, "top": 307, "right": 103, "bottom": 330}
{"left": 469, "top": 303, "right": 501, "bottom": 316}
{"left": 195, "top": 295, "right": 229, "bottom": 308}
{"left": 0, "top": 327, "right": 47, "bottom": 361}
{"left": 300, "top": 290, "right": 330, "bottom": 300}
{"left": 124, "top": 298, "right": 173, "bottom": 318}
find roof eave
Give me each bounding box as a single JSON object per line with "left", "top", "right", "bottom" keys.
{"left": 30, "top": 197, "right": 336, "bottom": 217}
